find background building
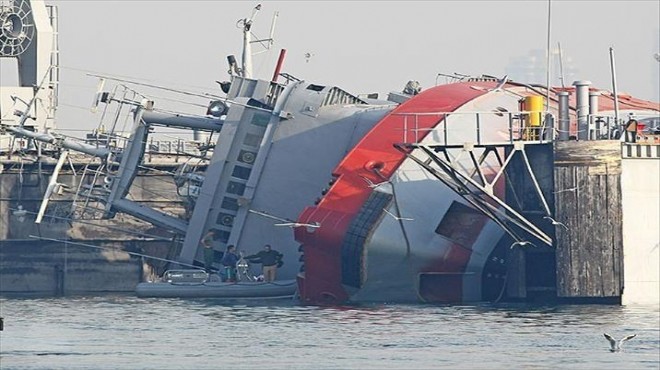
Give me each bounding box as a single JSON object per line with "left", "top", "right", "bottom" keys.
{"left": 506, "top": 48, "right": 579, "bottom": 87}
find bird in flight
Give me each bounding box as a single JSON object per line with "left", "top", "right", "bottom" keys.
{"left": 553, "top": 186, "right": 581, "bottom": 194}
{"left": 543, "top": 216, "right": 569, "bottom": 230}
{"left": 492, "top": 74, "right": 509, "bottom": 92}
{"left": 510, "top": 241, "right": 537, "bottom": 249}
{"left": 249, "top": 209, "right": 320, "bottom": 231}
{"left": 603, "top": 333, "right": 637, "bottom": 352}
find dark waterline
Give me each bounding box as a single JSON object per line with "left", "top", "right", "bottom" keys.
{"left": 1, "top": 296, "right": 658, "bottom": 369}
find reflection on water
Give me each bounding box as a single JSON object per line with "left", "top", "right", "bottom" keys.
{"left": 0, "top": 296, "right": 658, "bottom": 369}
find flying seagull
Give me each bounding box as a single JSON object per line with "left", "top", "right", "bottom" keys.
{"left": 553, "top": 186, "right": 581, "bottom": 194}
{"left": 510, "top": 241, "right": 537, "bottom": 249}
{"left": 492, "top": 74, "right": 509, "bottom": 92}
{"left": 543, "top": 216, "right": 568, "bottom": 230}
{"left": 249, "top": 209, "right": 321, "bottom": 231}
{"left": 274, "top": 222, "right": 320, "bottom": 234}
{"left": 603, "top": 333, "right": 637, "bottom": 352}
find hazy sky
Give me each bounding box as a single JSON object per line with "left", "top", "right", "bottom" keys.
{"left": 14, "top": 1, "right": 660, "bottom": 131}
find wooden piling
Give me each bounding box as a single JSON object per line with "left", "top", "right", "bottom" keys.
{"left": 554, "top": 141, "right": 623, "bottom": 298}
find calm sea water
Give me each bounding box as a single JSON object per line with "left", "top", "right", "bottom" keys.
{"left": 0, "top": 296, "right": 658, "bottom": 369}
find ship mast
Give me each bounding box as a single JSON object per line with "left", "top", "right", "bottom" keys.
{"left": 237, "top": 3, "right": 278, "bottom": 79}
{"left": 240, "top": 4, "right": 261, "bottom": 78}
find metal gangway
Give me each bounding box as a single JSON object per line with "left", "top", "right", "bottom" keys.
{"left": 392, "top": 109, "right": 556, "bottom": 247}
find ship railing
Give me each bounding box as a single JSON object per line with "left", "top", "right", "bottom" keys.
{"left": 58, "top": 129, "right": 203, "bottom": 158}
{"left": 585, "top": 114, "right": 624, "bottom": 140}
{"left": 392, "top": 110, "right": 554, "bottom": 147}
{"left": 145, "top": 137, "right": 207, "bottom": 163}
{"left": 587, "top": 112, "right": 659, "bottom": 141}
{"left": 1, "top": 125, "right": 204, "bottom": 159}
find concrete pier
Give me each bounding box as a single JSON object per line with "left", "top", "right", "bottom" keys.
{"left": 621, "top": 143, "right": 660, "bottom": 305}
{"left": 0, "top": 156, "right": 188, "bottom": 295}
{"left": 0, "top": 239, "right": 139, "bottom": 296}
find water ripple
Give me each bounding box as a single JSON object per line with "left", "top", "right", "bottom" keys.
{"left": 0, "top": 297, "right": 658, "bottom": 369}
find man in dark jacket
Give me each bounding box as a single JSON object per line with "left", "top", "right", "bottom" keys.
{"left": 246, "top": 244, "right": 283, "bottom": 282}
{"left": 220, "top": 245, "right": 239, "bottom": 282}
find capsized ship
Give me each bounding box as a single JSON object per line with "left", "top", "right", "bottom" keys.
{"left": 294, "top": 80, "right": 659, "bottom": 304}
{"left": 2, "top": 1, "right": 658, "bottom": 303}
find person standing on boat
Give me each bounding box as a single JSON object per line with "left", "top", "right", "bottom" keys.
{"left": 221, "top": 245, "right": 240, "bottom": 282}
{"left": 245, "top": 244, "right": 283, "bottom": 282}
{"left": 200, "top": 230, "right": 217, "bottom": 273}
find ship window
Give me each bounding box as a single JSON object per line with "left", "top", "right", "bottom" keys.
{"left": 434, "top": 201, "right": 488, "bottom": 248}
{"left": 216, "top": 212, "right": 235, "bottom": 227}
{"left": 243, "top": 133, "right": 262, "bottom": 148}
{"left": 221, "top": 197, "right": 239, "bottom": 211}
{"left": 231, "top": 165, "right": 252, "bottom": 180}
{"left": 226, "top": 181, "right": 246, "bottom": 196}
{"left": 237, "top": 150, "right": 257, "bottom": 165}
{"left": 306, "top": 84, "right": 325, "bottom": 91}
{"left": 250, "top": 112, "right": 270, "bottom": 127}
